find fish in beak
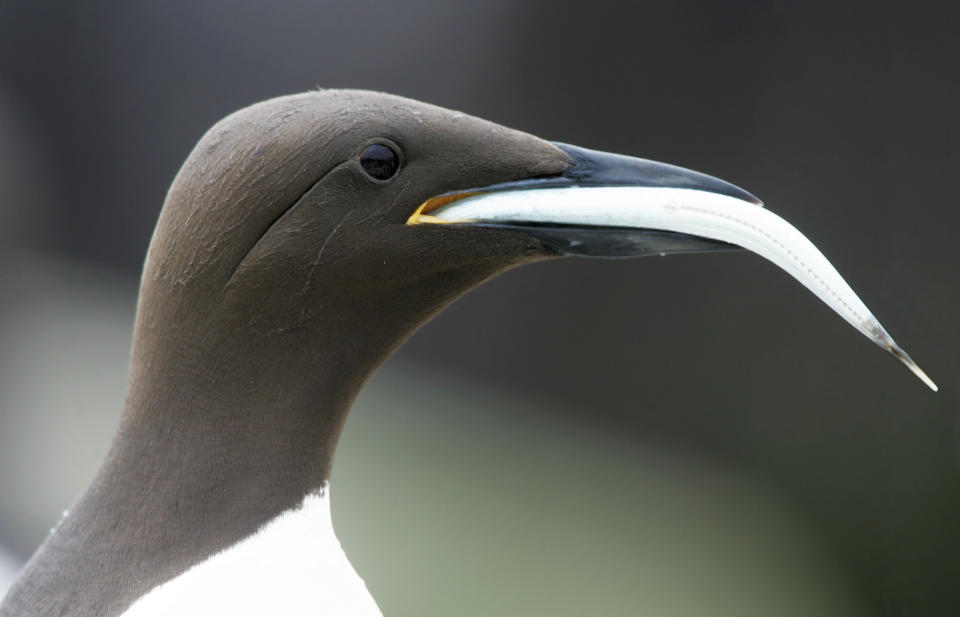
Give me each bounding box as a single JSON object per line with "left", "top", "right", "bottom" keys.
{"left": 409, "top": 142, "right": 937, "bottom": 391}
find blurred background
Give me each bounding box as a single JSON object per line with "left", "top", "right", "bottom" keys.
{"left": 0, "top": 1, "right": 957, "bottom": 615}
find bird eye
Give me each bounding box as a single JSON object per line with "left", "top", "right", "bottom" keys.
{"left": 359, "top": 143, "right": 400, "bottom": 181}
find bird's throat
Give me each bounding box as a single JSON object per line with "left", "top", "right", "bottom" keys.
{"left": 0, "top": 324, "right": 383, "bottom": 617}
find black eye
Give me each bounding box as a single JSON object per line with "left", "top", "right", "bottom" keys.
{"left": 359, "top": 143, "right": 400, "bottom": 181}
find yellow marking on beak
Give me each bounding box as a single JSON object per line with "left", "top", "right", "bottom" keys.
{"left": 407, "top": 191, "right": 481, "bottom": 225}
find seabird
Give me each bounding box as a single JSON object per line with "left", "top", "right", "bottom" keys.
{"left": 0, "top": 89, "right": 935, "bottom": 617}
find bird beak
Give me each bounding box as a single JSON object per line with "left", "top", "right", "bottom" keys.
{"left": 407, "top": 142, "right": 938, "bottom": 392}
{"left": 408, "top": 142, "right": 758, "bottom": 257}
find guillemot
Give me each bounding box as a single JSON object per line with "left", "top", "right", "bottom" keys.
{"left": 0, "top": 90, "right": 935, "bottom": 617}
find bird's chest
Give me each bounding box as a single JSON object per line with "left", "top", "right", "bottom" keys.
{"left": 120, "top": 491, "right": 382, "bottom": 617}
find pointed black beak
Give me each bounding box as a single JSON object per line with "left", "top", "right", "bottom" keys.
{"left": 554, "top": 142, "right": 762, "bottom": 205}
{"left": 411, "top": 143, "right": 761, "bottom": 258}
{"left": 489, "top": 143, "right": 762, "bottom": 257}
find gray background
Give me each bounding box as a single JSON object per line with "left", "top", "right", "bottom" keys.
{"left": 0, "top": 1, "right": 957, "bottom": 616}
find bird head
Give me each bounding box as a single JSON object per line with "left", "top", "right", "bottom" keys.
{"left": 131, "top": 88, "right": 933, "bottom": 412}
{"left": 140, "top": 91, "right": 568, "bottom": 344}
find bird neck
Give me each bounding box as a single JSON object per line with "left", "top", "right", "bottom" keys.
{"left": 0, "top": 319, "right": 387, "bottom": 617}
{"left": 1, "top": 256, "right": 527, "bottom": 616}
